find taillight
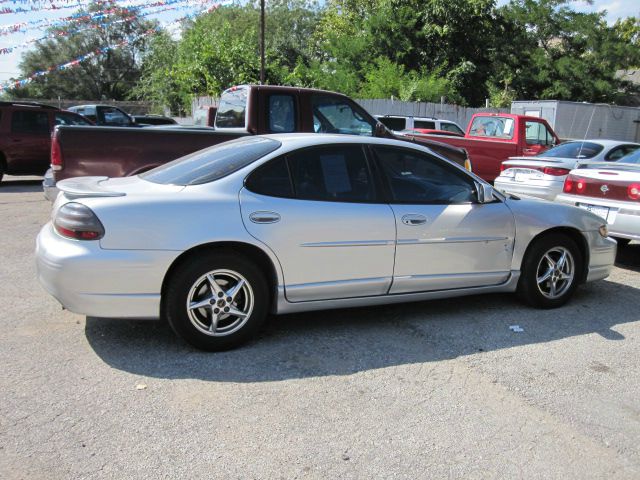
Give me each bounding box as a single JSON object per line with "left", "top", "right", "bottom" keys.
{"left": 500, "top": 163, "right": 507, "bottom": 171}
{"left": 576, "top": 178, "right": 587, "bottom": 194}
{"left": 629, "top": 183, "right": 640, "bottom": 200}
{"left": 54, "top": 202, "right": 104, "bottom": 240}
{"left": 51, "top": 132, "right": 63, "bottom": 171}
{"left": 542, "top": 167, "right": 570, "bottom": 176}
{"left": 563, "top": 177, "right": 573, "bottom": 193}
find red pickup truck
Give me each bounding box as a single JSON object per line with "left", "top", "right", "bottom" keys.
{"left": 46, "top": 85, "right": 470, "bottom": 198}
{"left": 413, "top": 113, "right": 560, "bottom": 182}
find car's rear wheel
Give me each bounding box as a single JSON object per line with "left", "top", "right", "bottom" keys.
{"left": 517, "top": 233, "right": 582, "bottom": 308}
{"left": 165, "top": 252, "right": 269, "bottom": 351}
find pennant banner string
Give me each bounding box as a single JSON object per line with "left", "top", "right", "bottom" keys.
{"left": 0, "top": 2, "right": 225, "bottom": 91}
{"left": 0, "top": 0, "right": 215, "bottom": 53}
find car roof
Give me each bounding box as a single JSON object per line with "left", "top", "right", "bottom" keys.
{"left": 259, "top": 133, "right": 440, "bottom": 152}
{"left": 561, "top": 139, "right": 640, "bottom": 147}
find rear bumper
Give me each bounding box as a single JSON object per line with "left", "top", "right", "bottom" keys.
{"left": 556, "top": 194, "right": 640, "bottom": 241}
{"left": 494, "top": 177, "right": 563, "bottom": 201}
{"left": 42, "top": 169, "right": 59, "bottom": 202}
{"left": 36, "top": 223, "right": 179, "bottom": 319}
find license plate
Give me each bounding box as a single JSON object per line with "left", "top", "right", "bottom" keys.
{"left": 577, "top": 203, "right": 609, "bottom": 220}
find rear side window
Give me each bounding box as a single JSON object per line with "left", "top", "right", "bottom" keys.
{"left": 378, "top": 117, "right": 406, "bottom": 131}
{"left": 55, "top": 112, "right": 92, "bottom": 126}
{"left": 11, "top": 110, "right": 50, "bottom": 134}
{"left": 441, "top": 123, "right": 464, "bottom": 135}
{"left": 268, "top": 95, "right": 296, "bottom": 133}
{"left": 216, "top": 87, "right": 248, "bottom": 128}
{"left": 245, "top": 157, "right": 293, "bottom": 197}
{"left": 605, "top": 145, "right": 640, "bottom": 161}
{"left": 414, "top": 120, "right": 436, "bottom": 129}
{"left": 287, "top": 145, "right": 374, "bottom": 202}
{"left": 141, "top": 137, "right": 281, "bottom": 186}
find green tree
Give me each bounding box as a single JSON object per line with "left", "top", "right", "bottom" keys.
{"left": 9, "top": 0, "right": 157, "bottom": 100}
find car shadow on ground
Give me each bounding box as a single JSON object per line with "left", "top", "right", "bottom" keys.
{"left": 86, "top": 271, "right": 640, "bottom": 382}
{"left": 615, "top": 242, "right": 640, "bottom": 273}
{"left": 0, "top": 179, "right": 43, "bottom": 194}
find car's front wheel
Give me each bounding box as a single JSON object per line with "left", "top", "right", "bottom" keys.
{"left": 165, "top": 251, "right": 269, "bottom": 351}
{"left": 517, "top": 233, "right": 582, "bottom": 308}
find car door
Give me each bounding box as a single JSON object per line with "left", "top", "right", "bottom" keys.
{"left": 240, "top": 144, "right": 396, "bottom": 302}
{"left": 6, "top": 109, "right": 51, "bottom": 174}
{"left": 371, "top": 145, "right": 516, "bottom": 294}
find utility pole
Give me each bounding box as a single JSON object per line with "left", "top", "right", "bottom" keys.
{"left": 260, "top": 0, "right": 265, "bottom": 85}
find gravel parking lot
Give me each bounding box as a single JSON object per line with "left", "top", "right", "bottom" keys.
{"left": 1, "top": 178, "right": 639, "bottom": 479}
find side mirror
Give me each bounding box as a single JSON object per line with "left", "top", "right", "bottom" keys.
{"left": 375, "top": 122, "right": 389, "bottom": 137}
{"left": 476, "top": 182, "right": 495, "bottom": 203}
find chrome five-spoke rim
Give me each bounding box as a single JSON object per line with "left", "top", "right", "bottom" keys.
{"left": 536, "top": 246, "right": 575, "bottom": 299}
{"left": 186, "top": 269, "right": 254, "bottom": 337}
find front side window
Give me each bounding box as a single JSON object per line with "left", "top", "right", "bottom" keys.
{"left": 11, "top": 110, "right": 50, "bottom": 134}
{"left": 374, "top": 146, "right": 475, "bottom": 204}
{"left": 268, "top": 94, "right": 296, "bottom": 133}
{"left": 55, "top": 112, "right": 92, "bottom": 126}
{"left": 288, "top": 145, "right": 374, "bottom": 202}
{"left": 311, "top": 95, "right": 374, "bottom": 136}
{"left": 216, "top": 87, "right": 248, "bottom": 128}
{"left": 141, "top": 137, "right": 281, "bottom": 186}
{"left": 99, "top": 107, "right": 131, "bottom": 126}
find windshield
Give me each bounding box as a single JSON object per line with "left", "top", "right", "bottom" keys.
{"left": 140, "top": 137, "right": 281, "bottom": 186}
{"left": 540, "top": 141, "right": 603, "bottom": 159}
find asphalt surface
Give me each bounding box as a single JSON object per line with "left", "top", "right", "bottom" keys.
{"left": 1, "top": 177, "right": 639, "bottom": 479}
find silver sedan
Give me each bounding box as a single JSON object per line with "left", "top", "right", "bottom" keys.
{"left": 36, "top": 134, "right": 617, "bottom": 350}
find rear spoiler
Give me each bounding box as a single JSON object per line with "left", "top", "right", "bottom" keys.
{"left": 57, "top": 177, "right": 126, "bottom": 198}
{"left": 576, "top": 161, "right": 640, "bottom": 172}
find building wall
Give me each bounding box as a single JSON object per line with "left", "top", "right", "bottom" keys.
{"left": 511, "top": 100, "right": 640, "bottom": 142}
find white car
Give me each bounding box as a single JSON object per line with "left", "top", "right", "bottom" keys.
{"left": 375, "top": 115, "right": 465, "bottom": 136}
{"left": 495, "top": 140, "right": 640, "bottom": 200}
{"left": 555, "top": 151, "right": 640, "bottom": 244}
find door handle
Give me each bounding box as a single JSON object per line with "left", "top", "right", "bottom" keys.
{"left": 401, "top": 214, "right": 427, "bottom": 226}
{"left": 249, "top": 211, "right": 281, "bottom": 224}
{"left": 523, "top": 148, "right": 536, "bottom": 154}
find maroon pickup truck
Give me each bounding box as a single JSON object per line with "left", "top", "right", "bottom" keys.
{"left": 46, "top": 85, "right": 470, "bottom": 198}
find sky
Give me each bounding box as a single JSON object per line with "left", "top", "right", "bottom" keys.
{"left": 0, "top": 0, "right": 638, "bottom": 86}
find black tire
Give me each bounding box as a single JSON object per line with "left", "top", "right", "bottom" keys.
{"left": 517, "top": 233, "right": 582, "bottom": 309}
{"left": 165, "top": 251, "right": 269, "bottom": 351}
{"left": 614, "top": 237, "right": 631, "bottom": 246}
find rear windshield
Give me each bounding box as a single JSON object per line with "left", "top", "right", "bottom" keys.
{"left": 215, "top": 87, "right": 248, "bottom": 128}
{"left": 542, "top": 142, "right": 603, "bottom": 159}
{"left": 140, "top": 137, "right": 281, "bottom": 186}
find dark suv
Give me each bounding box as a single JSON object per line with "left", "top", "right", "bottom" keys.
{"left": 0, "top": 101, "right": 92, "bottom": 183}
